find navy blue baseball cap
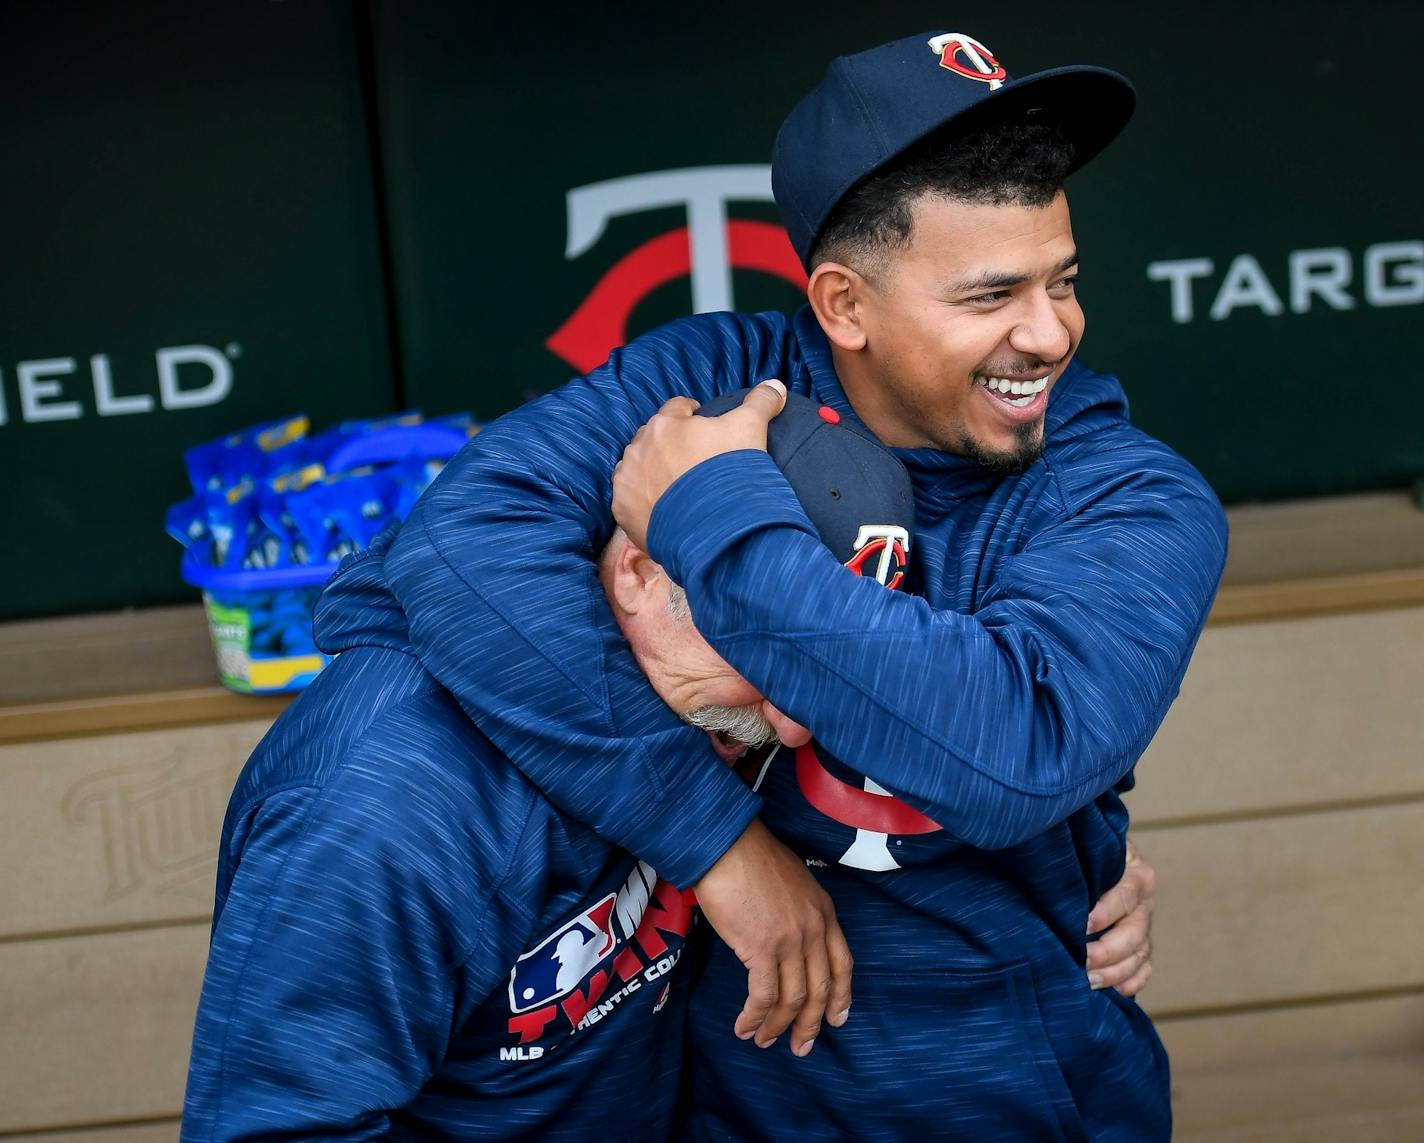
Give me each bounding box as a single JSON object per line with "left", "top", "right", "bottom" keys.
{"left": 697, "top": 389, "right": 914, "bottom": 568}
{"left": 773, "top": 30, "right": 1136, "bottom": 270}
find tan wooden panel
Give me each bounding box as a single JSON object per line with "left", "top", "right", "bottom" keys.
{"left": 5, "top": 1124, "right": 180, "bottom": 1143}
{"left": 1135, "top": 804, "right": 1424, "bottom": 1016}
{"left": 1129, "top": 606, "right": 1424, "bottom": 825}
{"left": 0, "top": 925, "right": 208, "bottom": 1132}
{"left": 0, "top": 721, "right": 269, "bottom": 938}
{"left": 1221, "top": 491, "right": 1424, "bottom": 585}
{"left": 1159, "top": 993, "right": 1424, "bottom": 1072}
{"left": 1179, "top": 1113, "right": 1424, "bottom": 1143}
{"left": 1161, "top": 994, "right": 1424, "bottom": 1139}
{"left": 1210, "top": 567, "right": 1424, "bottom": 624}
{"left": 1171, "top": 1056, "right": 1424, "bottom": 1142}
{"left": 0, "top": 868, "right": 1415, "bottom": 1134}
{"left": 0, "top": 604, "right": 215, "bottom": 706}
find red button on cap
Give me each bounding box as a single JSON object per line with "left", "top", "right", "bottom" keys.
{"left": 818, "top": 405, "right": 841, "bottom": 425}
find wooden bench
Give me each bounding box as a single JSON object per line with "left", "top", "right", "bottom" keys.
{"left": 1126, "top": 492, "right": 1424, "bottom": 1139}
{"left": 1, "top": 492, "right": 1421, "bottom": 1139}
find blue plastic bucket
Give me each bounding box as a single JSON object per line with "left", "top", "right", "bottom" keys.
{"left": 181, "top": 555, "right": 340, "bottom": 694}
{"left": 175, "top": 421, "right": 472, "bottom": 695}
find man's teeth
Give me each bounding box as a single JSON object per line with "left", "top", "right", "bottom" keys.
{"left": 978, "top": 376, "right": 1047, "bottom": 407}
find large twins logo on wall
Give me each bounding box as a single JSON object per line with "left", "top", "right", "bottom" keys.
{"left": 544, "top": 166, "right": 806, "bottom": 373}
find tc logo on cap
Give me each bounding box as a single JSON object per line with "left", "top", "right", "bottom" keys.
{"left": 928, "top": 33, "right": 1006, "bottom": 90}
{"left": 845, "top": 524, "right": 909, "bottom": 591}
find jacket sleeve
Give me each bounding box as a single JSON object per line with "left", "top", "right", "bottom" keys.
{"left": 382, "top": 316, "right": 792, "bottom": 888}
{"left": 180, "top": 773, "right": 517, "bottom": 1140}
{"left": 646, "top": 448, "right": 1229, "bottom": 850}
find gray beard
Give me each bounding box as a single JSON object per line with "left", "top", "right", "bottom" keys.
{"left": 684, "top": 703, "right": 778, "bottom": 748}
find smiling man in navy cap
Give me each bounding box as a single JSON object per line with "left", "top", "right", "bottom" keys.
{"left": 385, "top": 28, "right": 1223, "bottom": 1140}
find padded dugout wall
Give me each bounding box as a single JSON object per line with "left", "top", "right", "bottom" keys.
{"left": 0, "top": 1, "right": 395, "bottom": 622}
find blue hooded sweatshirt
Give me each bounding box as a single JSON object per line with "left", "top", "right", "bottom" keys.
{"left": 382, "top": 305, "right": 1229, "bottom": 1140}
{"left": 180, "top": 528, "right": 697, "bottom": 1141}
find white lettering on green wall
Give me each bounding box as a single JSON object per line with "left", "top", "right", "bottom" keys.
{"left": 1147, "top": 241, "right": 1423, "bottom": 322}
{"left": 0, "top": 344, "right": 238, "bottom": 426}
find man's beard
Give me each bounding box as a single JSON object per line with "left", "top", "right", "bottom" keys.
{"left": 684, "top": 703, "right": 778, "bottom": 748}
{"left": 954, "top": 419, "right": 1045, "bottom": 475}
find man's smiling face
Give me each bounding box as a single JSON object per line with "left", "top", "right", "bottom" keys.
{"left": 841, "top": 191, "right": 1084, "bottom": 469}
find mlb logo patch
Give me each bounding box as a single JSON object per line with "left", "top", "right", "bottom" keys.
{"left": 508, "top": 893, "right": 618, "bottom": 1014}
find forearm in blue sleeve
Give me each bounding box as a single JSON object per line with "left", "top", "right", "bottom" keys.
{"left": 648, "top": 451, "right": 1228, "bottom": 848}
{"left": 383, "top": 323, "right": 787, "bottom": 886}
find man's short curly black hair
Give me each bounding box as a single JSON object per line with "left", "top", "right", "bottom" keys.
{"left": 809, "top": 119, "right": 1076, "bottom": 277}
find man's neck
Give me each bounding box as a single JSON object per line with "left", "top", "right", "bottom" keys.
{"left": 828, "top": 342, "right": 922, "bottom": 450}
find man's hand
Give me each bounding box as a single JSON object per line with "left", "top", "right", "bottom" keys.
{"left": 693, "top": 816, "right": 852, "bottom": 1058}
{"left": 613, "top": 378, "right": 787, "bottom": 550}
{"left": 1085, "top": 838, "right": 1156, "bottom": 997}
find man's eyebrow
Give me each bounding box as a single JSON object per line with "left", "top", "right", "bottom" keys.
{"left": 946, "top": 250, "right": 1080, "bottom": 294}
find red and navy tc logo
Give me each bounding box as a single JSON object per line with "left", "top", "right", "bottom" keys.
{"left": 844, "top": 524, "right": 909, "bottom": 591}
{"left": 928, "top": 33, "right": 1007, "bottom": 89}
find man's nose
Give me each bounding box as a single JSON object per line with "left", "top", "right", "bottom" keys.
{"left": 1009, "top": 293, "right": 1073, "bottom": 363}
{"left": 762, "top": 701, "right": 812, "bottom": 748}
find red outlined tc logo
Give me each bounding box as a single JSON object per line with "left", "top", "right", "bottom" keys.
{"left": 545, "top": 167, "right": 807, "bottom": 373}
{"left": 928, "top": 33, "right": 1007, "bottom": 89}
{"left": 844, "top": 524, "right": 909, "bottom": 591}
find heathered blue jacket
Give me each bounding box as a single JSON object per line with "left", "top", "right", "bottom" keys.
{"left": 181, "top": 529, "right": 697, "bottom": 1140}
{"left": 383, "top": 305, "right": 1229, "bottom": 1140}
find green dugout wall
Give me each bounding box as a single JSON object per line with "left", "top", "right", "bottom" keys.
{"left": 0, "top": 1, "right": 395, "bottom": 621}
{"left": 2, "top": 1, "right": 1421, "bottom": 621}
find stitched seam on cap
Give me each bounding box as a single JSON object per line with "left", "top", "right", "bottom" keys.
{"left": 777, "top": 125, "right": 816, "bottom": 235}
{"left": 821, "top": 64, "right": 891, "bottom": 231}
{"left": 842, "top": 59, "right": 892, "bottom": 153}
{"left": 775, "top": 423, "right": 824, "bottom": 472}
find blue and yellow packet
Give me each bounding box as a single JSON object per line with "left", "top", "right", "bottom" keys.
{"left": 284, "top": 468, "right": 401, "bottom": 566}
{"left": 256, "top": 464, "right": 325, "bottom": 567}
{"left": 183, "top": 414, "right": 310, "bottom": 493}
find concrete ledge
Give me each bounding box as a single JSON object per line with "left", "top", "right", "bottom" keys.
{"left": 0, "top": 688, "right": 290, "bottom": 746}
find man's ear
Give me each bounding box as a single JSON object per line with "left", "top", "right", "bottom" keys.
{"left": 807, "top": 261, "right": 870, "bottom": 352}
{"left": 608, "top": 537, "right": 666, "bottom": 616}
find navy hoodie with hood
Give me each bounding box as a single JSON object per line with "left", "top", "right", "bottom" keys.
{"left": 380, "top": 306, "right": 1228, "bottom": 1140}
{"left": 181, "top": 528, "right": 697, "bottom": 1140}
